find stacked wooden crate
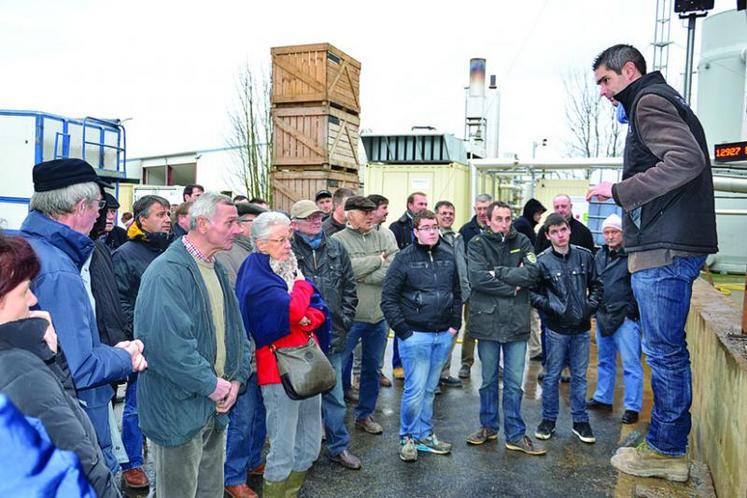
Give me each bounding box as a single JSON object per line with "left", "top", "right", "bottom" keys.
{"left": 270, "top": 43, "right": 362, "bottom": 211}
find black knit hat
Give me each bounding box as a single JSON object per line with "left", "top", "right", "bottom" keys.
{"left": 33, "top": 159, "right": 113, "bottom": 192}
{"left": 104, "top": 192, "right": 120, "bottom": 209}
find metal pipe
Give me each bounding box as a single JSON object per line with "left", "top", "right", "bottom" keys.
{"left": 683, "top": 14, "right": 697, "bottom": 104}
{"left": 713, "top": 176, "right": 747, "bottom": 193}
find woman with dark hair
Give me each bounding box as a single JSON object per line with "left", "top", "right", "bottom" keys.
{"left": 236, "top": 212, "right": 330, "bottom": 498}
{"left": 0, "top": 234, "right": 122, "bottom": 498}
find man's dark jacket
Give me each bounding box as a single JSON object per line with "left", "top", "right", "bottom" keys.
{"left": 530, "top": 245, "right": 603, "bottom": 334}
{"left": 535, "top": 216, "right": 595, "bottom": 254}
{"left": 389, "top": 211, "right": 415, "bottom": 250}
{"left": 594, "top": 245, "right": 638, "bottom": 337}
{"left": 113, "top": 229, "right": 171, "bottom": 332}
{"left": 322, "top": 215, "right": 346, "bottom": 237}
{"left": 611, "top": 71, "right": 717, "bottom": 255}
{"left": 458, "top": 215, "right": 484, "bottom": 250}
{"left": 91, "top": 241, "right": 129, "bottom": 345}
{"left": 381, "top": 239, "right": 462, "bottom": 339}
{"left": 292, "top": 233, "right": 358, "bottom": 355}
{"left": 513, "top": 198, "right": 545, "bottom": 247}
{"left": 0, "top": 318, "right": 121, "bottom": 498}
{"left": 102, "top": 226, "right": 128, "bottom": 252}
{"left": 467, "top": 227, "right": 539, "bottom": 343}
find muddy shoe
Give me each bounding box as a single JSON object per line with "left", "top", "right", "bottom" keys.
{"left": 392, "top": 367, "right": 405, "bottom": 380}
{"left": 355, "top": 416, "right": 383, "bottom": 434}
{"left": 466, "top": 427, "right": 498, "bottom": 445}
{"left": 621, "top": 410, "right": 639, "bottom": 424}
{"left": 611, "top": 441, "right": 689, "bottom": 482}
{"left": 505, "top": 436, "right": 547, "bottom": 456}
{"left": 416, "top": 434, "right": 452, "bottom": 455}
{"left": 400, "top": 436, "right": 418, "bottom": 462}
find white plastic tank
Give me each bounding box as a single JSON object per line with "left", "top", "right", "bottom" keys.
{"left": 696, "top": 9, "right": 747, "bottom": 146}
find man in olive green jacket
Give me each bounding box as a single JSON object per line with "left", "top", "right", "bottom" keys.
{"left": 135, "top": 193, "right": 252, "bottom": 498}
{"left": 333, "top": 196, "right": 398, "bottom": 435}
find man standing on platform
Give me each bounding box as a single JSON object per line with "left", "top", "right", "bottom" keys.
{"left": 587, "top": 44, "right": 717, "bottom": 482}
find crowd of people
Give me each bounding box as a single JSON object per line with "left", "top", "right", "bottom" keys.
{"left": 0, "top": 43, "right": 716, "bottom": 497}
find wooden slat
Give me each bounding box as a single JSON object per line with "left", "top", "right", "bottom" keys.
{"left": 273, "top": 117, "right": 326, "bottom": 159}
{"left": 343, "top": 64, "right": 360, "bottom": 110}
{"left": 272, "top": 55, "right": 325, "bottom": 94}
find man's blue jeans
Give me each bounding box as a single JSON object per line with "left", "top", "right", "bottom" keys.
{"left": 592, "top": 318, "right": 643, "bottom": 412}
{"left": 542, "top": 328, "right": 590, "bottom": 423}
{"left": 632, "top": 255, "right": 705, "bottom": 457}
{"left": 478, "top": 339, "right": 528, "bottom": 442}
{"left": 342, "top": 320, "right": 388, "bottom": 420}
{"left": 322, "top": 352, "right": 350, "bottom": 456}
{"left": 398, "top": 331, "right": 452, "bottom": 439}
{"left": 224, "top": 373, "right": 267, "bottom": 486}
{"left": 121, "top": 372, "right": 143, "bottom": 470}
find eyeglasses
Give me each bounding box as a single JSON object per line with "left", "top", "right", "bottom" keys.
{"left": 300, "top": 214, "right": 324, "bottom": 222}
{"left": 416, "top": 225, "right": 439, "bottom": 232}
{"left": 97, "top": 199, "right": 107, "bottom": 209}
{"left": 238, "top": 218, "right": 254, "bottom": 224}
{"left": 265, "top": 236, "right": 291, "bottom": 245}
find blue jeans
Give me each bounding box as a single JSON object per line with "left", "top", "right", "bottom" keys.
{"left": 478, "top": 339, "right": 528, "bottom": 442}
{"left": 542, "top": 328, "right": 590, "bottom": 423}
{"left": 398, "top": 331, "right": 453, "bottom": 439}
{"left": 322, "top": 352, "right": 350, "bottom": 456}
{"left": 225, "top": 373, "right": 267, "bottom": 486}
{"left": 392, "top": 337, "right": 402, "bottom": 369}
{"left": 261, "top": 384, "right": 321, "bottom": 482}
{"left": 632, "top": 255, "right": 705, "bottom": 457}
{"left": 121, "top": 372, "right": 143, "bottom": 470}
{"left": 342, "top": 320, "right": 388, "bottom": 420}
{"left": 592, "top": 318, "right": 643, "bottom": 412}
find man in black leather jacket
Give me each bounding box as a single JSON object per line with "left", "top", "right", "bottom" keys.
{"left": 530, "top": 213, "right": 602, "bottom": 445}
{"left": 290, "top": 200, "right": 361, "bottom": 471}
{"left": 381, "top": 210, "right": 461, "bottom": 462}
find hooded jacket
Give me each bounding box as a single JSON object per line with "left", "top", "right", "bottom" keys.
{"left": 381, "top": 239, "right": 462, "bottom": 339}
{"left": 0, "top": 318, "right": 120, "bottom": 498}
{"left": 467, "top": 227, "right": 540, "bottom": 342}
{"left": 134, "top": 239, "right": 252, "bottom": 447}
{"left": 20, "top": 211, "right": 132, "bottom": 425}
{"left": 332, "top": 226, "right": 399, "bottom": 323}
{"left": 113, "top": 223, "right": 173, "bottom": 332}
{"left": 530, "top": 245, "right": 603, "bottom": 334}
{"left": 292, "top": 233, "right": 357, "bottom": 355}
{"left": 513, "top": 198, "right": 546, "bottom": 247}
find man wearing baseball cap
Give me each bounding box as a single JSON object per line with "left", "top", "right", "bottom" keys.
{"left": 290, "top": 200, "right": 361, "bottom": 470}
{"left": 20, "top": 158, "right": 147, "bottom": 473}
{"left": 333, "top": 196, "right": 399, "bottom": 435}
{"left": 315, "top": 190, "right": 333, "bottom": 219}
{"left": 588, "top": 213, "right": 643, "bottom": 425}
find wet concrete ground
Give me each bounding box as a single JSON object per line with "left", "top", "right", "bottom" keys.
{"left": 117, "top": 335, "right": 715, "bottom": 498}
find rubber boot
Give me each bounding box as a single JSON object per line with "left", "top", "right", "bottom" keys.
{"left": 285, "top": 470, "right": 307, "bottom": 498}
{"left": 262, "top": 479, "right": 287, "bottom": 498}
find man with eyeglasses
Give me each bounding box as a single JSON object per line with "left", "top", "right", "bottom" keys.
{"left": 333, "top": 196, "right": 399, "bottom": 436}
{"left": 381, "top": 210, "right": 462, "bottom": 461}
{"left": 21, "top": 158, "right": 146, "bottom": 474}
{"left": 290, "top": 200, "right": 361, "bottom": 471}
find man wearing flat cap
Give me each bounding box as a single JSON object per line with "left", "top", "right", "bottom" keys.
{"left": 332, "top": 196, "right": 398, "bottom": 436}
{"left": 20, "top": 158, "right": 147, "bottom": 473}
{"left": 290, "top": 200, "right": 360, "bottom": 470}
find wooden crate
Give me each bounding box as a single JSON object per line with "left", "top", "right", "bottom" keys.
{"left": 272, "top": 105, "right": 360, "bottom": 172}
{"left": 271, "top": 43, "right": 361, "bottom": 115}
{"left": 271, "top": 169, "right": 360, "bottom": 213}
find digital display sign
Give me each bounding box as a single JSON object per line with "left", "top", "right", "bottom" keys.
{"left": 714, "top": 141, "right": 747, "bottom": 163}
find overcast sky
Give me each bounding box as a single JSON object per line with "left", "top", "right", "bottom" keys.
{"left": 1, "top": 0, "right": 736, "bottom": 160}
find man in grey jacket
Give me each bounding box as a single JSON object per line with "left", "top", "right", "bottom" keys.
{"left": 333, "top": 196, "right": 399, "bottom": 435}
{"left": 465, "top": 201, "right": 545, "bottom": 456}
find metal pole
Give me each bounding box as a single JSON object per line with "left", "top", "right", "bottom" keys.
{"left": 682, "top": 13, "right": 698, "bottom": 104}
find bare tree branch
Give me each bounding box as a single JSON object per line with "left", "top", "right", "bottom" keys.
{"left": 226, "top": 63, "right": 273, "bottom": 203}
{"left": 562, "top": 67, "right": 623, "bottom": 158}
